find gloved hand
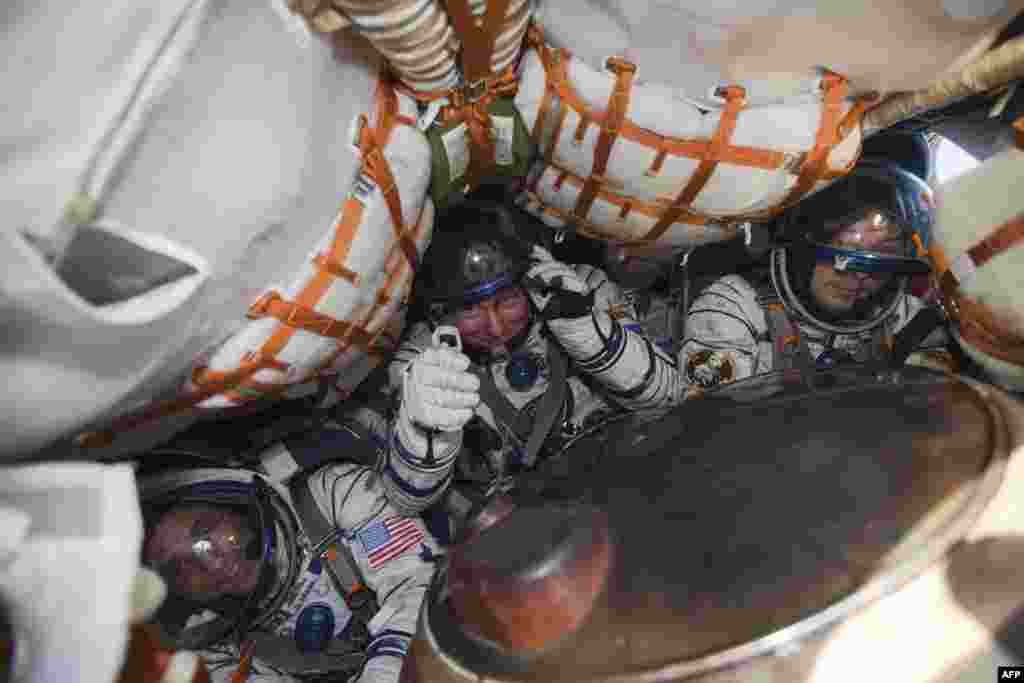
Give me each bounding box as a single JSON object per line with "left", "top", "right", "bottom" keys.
{"left": 524, "top": 246, "right": 594, "bottom": 320}
{"left": 400, "top": 346, "right": 480, "bottom": 433}
{"left": 573, "top": 263, "right": 638, "bottom": 322}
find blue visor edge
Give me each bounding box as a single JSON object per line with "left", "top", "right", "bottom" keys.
{"left": 460, "top": 272, "right": 517, "bottom": 306}
{"left": 813, "top": 245, "right": 930, "bottom": 275}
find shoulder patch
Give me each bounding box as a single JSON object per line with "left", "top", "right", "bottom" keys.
{"left": 358, "top": 517, "right": 424, "bottom": 570}
{"left": 685, "top": 350, "right": 736, "bottom": 389}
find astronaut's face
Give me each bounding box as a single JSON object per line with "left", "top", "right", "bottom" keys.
{"left": 810, "top": 265, "right": 891, "bottom": 314}
{"left": 145, "top": 506, "right": 262, "bottom": 603}
{"left": 808, "top": 211, "right": 903, "bottom": 314}
{"left": 454, "top": 286, "right": 531, "bottom": 353}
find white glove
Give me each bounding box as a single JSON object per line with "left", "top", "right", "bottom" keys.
{"left": 400, "top": 346, "right": 480, "bottom": 433}
{"left": 524, "top": 246, "right": 593, "bottom": 320}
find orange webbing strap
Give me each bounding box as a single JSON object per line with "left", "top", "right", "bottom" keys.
{"left": 247, "top": 291, "right": 378, "bottom": 345}
{"left": 239, "top": 87, "right": 414, "bottom": 386}
{"left": 836, "top": 92, "right": 876, "bottom": 142}
{"left": 78, "top": 105, "right": 409, "bottom": 445}
{"left": 444, "top": 0, "right": 511, "bottom": 84}
{"left": 375, "top": 73, "right": 416, "bottom": 140}
{"left": 937, "top": 213, "right": 1024, "bottom": 305}
{"left": 527, "top": 22, "right": 553, "bottom": 147}
{"left": 527, "top": 163, "right": 716, "bottom": 225}
{"left": 311, "top": 200, "right": 428, "bottom": 378}
{"left": 310, "top": 188, "right": 366, "bottom": 287}
{"left": 444, "top": 69, "right": 520, "bottom": 193}
{"left": 523, "top": 186, "right": 712, "bottom": 243}
{"left": 229, "top": 640, "right": 256, "bottom": 683}
{"left": 954, "top": 297, "right": 1024, "bottom": 366}
{"left": 960, "top": 214, "right": 1024, "bottom": 271}
{"left": 315, "top": 319, "right": 400, "bottom": 385}
{"left": 530, "top": 83, "right": 554, "bottom": 145}
{"left": 392, "top": 59, "right": 519, "bottom": 198}
{"left": 571, "top": 56, "right": 636, "bottom": 223}
{"left": 230, "top": 178, "right": 404, "bottom": 402}
{"left": 776, "top": 72, "right": 848, "bottom": 209}
{"left": 525, "top": 20, "right": 545, "bottom": 53}
{"left": 1014, "top": 115, "right": 1024, "bottom": 149}
{"left": 314, "top": 76, "right": 411, "bottom": 288}
{"left": 356, "top": 115, "right": 420, "bottom": 273}
{"left": 75, "top": 355, "right": 284, "bottom": 448}
{"left": 934, "top": 213, "right": 1024, "bottom": 366}
{"left": 528, "top": 81, "right": 568, "bottom": 195}
{"left": 312, "top": 254, "right": 360, "bottom": 284}
{"left": 429, "top": 0, "right": 514, "bottom": 193}
{"left": 531, "top": 33, "right": 787, "bottom": 171}
{"left": 76, "top": 82, "right": 419, "bottom": 445}
{"left": 640, "top": 86, "right": 746, "bottom": 243}
{"left": 373, "top": 74, "right": 423, "bottom": 268}
{"left": 819, "top": 91, "right": 877, "bottom": 182}
{"left": 395, "top": 63, "right": 520, "bottom": 105}
{"left": 255, "top": 175, "right": 370, "bottom": 362}
{"left": 647, "top": 148, "right": 669, "bottom": 176}
{"left": 391, "top": 75, "right": 453, "bottom": 104}
{"left": 911, "top": 232, "right": 928, "bottom": 259}
{"left": 456, "top": 99, "right": 499, "bottom": 193}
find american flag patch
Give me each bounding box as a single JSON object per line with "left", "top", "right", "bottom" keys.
{"left": 358, "top": 517, "right": 424, "bottom": 570}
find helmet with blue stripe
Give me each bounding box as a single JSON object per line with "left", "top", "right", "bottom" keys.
{"left": 771, "top": 143, "right": 935, "bottom": 334}
{"left": 419, "top": 201, "right": 535, "bottom": 322}
{"left": 138, "top": 467, "right": 303, "bottom": 650}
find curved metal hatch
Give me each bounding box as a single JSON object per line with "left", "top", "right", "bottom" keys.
{"left": 427, "top": 366, "right": 1009, "bottom": 682}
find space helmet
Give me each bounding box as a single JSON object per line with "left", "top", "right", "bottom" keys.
{"left": 137, "top": 467, "right": 303, "bottom": 650}
{"left": 418, "top": 201, "right": 535, "bottom": 322}
{"left": 770, "top": 157, "right": 934, "bottom": 334}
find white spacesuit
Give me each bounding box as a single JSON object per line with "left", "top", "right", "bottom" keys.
{"left": 138, "top": 445, "right": 440, "bottom": 683}
{"left": 681, "top": 273, "right": 931, "bottom": 386}
{"left": 372, "top": 202, "right": 691, "bottom": 514}
{"left": 681, "top": 158, "right": 942, "bottom": 388}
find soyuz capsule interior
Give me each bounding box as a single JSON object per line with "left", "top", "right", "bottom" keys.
{"left": 3, "top": 2, "right": 1024, "bottom": 682}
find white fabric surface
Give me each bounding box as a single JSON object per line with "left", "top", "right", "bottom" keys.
{"left": 512, "top": 43, "right": 862, "bottom": 247}
{"left": 0, "top": 463, "right": 142, "bottom": 683}
{"left": 196, "top": 196, "right": 435, "bottom": 409}
{"left": 1, "top": 0, "right": 385, "bottom": 459}
{"left": 932, "top": 146, "right": 1024, "bottom": 391}
{"left": 532, "top": 0, "right": 1022, "bottom": 101}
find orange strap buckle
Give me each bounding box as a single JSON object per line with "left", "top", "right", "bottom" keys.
{"left": 463, "top": 78, "right": 489, "bottom": 104}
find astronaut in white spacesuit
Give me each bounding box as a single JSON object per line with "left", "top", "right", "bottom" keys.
{"left": 138, "top": 448, "right": 440, "bottom": 683}
{"left": 681, "top": 158, "right": 940, "bottom": 389}
{"left": 374, "top": 201, "right": 690, "bottom": 514}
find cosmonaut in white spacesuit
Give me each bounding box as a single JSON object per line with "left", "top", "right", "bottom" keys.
{"left": 680, "top": 156, "right": 942, "bottom": 389}
{"left": 137, "top": 447, "right": 440, "bottom": 683}
{"left": 373, "top": 201, "right": 692, "bottom": 515}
